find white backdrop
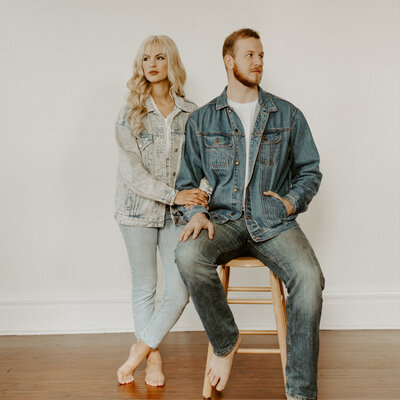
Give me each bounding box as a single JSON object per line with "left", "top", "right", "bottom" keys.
{"left": 0, "top": 0, "right": 399, "bottom": 334}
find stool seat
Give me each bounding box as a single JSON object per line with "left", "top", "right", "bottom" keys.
{"left": 202, "top": 256, "right": 287, "bottom": 399}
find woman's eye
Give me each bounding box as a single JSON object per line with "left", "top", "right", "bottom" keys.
{"left": 157, "top": 56, "right": 164, "bottom": 60}
{"left": 143, "top": 57, "right": 149, "bottom": 61}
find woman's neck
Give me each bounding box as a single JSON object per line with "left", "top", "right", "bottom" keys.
{"left": 151, "top": 81, "right": 172, "bottom": 104}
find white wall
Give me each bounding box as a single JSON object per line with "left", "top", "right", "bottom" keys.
{"left": 0, "top": 0, "right": 399, "bottom": 334}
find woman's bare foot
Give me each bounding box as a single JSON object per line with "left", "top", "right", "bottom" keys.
{"left": 117, "top": 340, "right": 152, "bottom": 384}
{"left": 206, "top": 335, "right": 242, "bottom": 391}
{"left": 145, "top": 349, "right": 165, "bottom": 386}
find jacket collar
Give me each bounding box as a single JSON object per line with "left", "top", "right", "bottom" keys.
{"left": 215, "top": 86, "right": 278, "bottom": 113}
{"left": 145, "top": 93, "right": 193, "bottom": 115}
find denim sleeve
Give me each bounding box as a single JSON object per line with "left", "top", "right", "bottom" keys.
{"left": 115, "top": 122, "right": 178, "bottom": 205}
{"left": 175, "top": 117, "right": 210, "bottom": 221}
{"left": 283, "top": 109, "right": 322, "bottom": 214}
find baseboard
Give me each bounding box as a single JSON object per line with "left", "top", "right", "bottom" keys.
{"left": 0, "top": 290, "right": 399, "bottom": 335}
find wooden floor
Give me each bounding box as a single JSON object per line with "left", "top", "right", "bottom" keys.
{"left": 0, "top": 330, "right": 399, "bottom": 400}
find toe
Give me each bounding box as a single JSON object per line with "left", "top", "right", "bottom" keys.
{"left": 216, "top": 378, "right": 226, "bottom": 391}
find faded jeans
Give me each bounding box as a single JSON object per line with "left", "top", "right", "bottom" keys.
{"left": 175, "top": 218, "right": 324, "bottom": 400}
{"left": 119, "top": 209, "right": 189, "bottom": 349}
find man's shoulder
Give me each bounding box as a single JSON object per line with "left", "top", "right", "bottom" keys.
{"left": 261, "top": 89, "right": 298, "bottom": 114}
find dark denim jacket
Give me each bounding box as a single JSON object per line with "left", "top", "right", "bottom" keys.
{"left": 176, "top": 87, "right": 322, "bottom": 242}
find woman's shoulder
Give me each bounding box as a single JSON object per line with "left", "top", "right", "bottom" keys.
{"left": 175, "top": 95, "right": 197, "bottom": 113}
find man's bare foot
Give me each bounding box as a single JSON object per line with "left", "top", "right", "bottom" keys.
{"left": 206, "top": 335, "right": 242, "bottom": 391}
{"left": 145, "top": 349, "right": 165, "bottom": 386}
{"left": 117, "top": 340, "right": 152, "bottom": 384}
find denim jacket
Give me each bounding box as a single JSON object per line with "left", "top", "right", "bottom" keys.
{"left": 176, "top": 87, "right": 322, "bottom": 242}
{"left": 115, "top": 95, "right": 211, "bottom": 227}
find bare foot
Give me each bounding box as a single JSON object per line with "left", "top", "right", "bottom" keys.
{"left": 207, "top": 335, "right": 242, "bottom": 391}
{"left": 117, "top": 340, "right": 152, "bottom": 384}
{"left": 145, "top": 349, "right": 165, "bottom": 386}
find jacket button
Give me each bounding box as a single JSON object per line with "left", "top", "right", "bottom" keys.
{"left": 235, "top": 161, "right": 240, "bottom": 165}
{"left": 227, "top": 109, "right": 231, "bottom": 113}
{"left": 233, "top": 187, "right": 238, "bottom": 192}
{"left": 231, "top": 211, "right": 235, "bottom": 216}
{"left": 234, "top": 128, "right": 238, "bottom": 133}
{"left": 174, "top": 148, "right": 178, "bottom": 152}
{"left": 172, "top": 172, "right": 176, "bottom": 176}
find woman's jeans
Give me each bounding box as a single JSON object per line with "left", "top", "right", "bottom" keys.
{"left": 175, "top": 218, "right": 324, "bottom": 400}
{"left": 119, "top": 210, "right": 188, "bottom": 349}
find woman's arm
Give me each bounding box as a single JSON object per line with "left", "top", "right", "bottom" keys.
{"left": 116, "top": 122, "right": 178, "bottom": 205}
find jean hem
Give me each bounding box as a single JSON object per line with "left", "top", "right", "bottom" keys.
{"left": 213, "top": 331, "right": 240, "bottom": 357}
{"left": 140, "top": 336, "right": 158, "bottom": 350}
{"left": 286, "top": 391, "right": 316, "bottom": 400}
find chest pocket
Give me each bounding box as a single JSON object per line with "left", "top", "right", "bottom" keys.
{"left": 204, "top": 134, "right": 233, "bottom": 170}
{"left": 137, "top": 133, "right": 153, "bottom": 166}
{"left": 259, "top": 131, "right": 282, "bottom": 165}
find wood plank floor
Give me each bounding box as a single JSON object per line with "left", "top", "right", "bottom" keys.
{"left": 0, "top": 330, "right": 399, "bottom": 400}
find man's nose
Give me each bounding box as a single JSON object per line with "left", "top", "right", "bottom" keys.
{"left": 254, "top": 56, "right": 263, "bottom": 66}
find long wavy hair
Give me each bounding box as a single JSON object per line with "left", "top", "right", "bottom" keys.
{"left": 126, "top": 35, "right": 186, "bottom": 137}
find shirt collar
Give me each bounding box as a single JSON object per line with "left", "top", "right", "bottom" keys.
{"left": 145, "top": 92, "right": 192, "bottom": 115}
{"left": 216, "top": 86, "right": 278, "bottom": 113}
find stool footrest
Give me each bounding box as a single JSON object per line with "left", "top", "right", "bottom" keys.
{"left": 228, "top": 299, "right": 273, "bottom": 304}
{"left": 237, "top": 348, "right": 281, "bottom": 354}
{"left": 239, "top": 329, "right": 277, "bottom": 335}
{"left": 229, "top": 286, "right": 272, "bottom": 292}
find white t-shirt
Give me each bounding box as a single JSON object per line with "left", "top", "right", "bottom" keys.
{"left": 227, "top": 98, "right": 258, "bottom": 205}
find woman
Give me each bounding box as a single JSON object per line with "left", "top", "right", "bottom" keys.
{"left": 115, "top": 35, "right": 210, "bottom": 386}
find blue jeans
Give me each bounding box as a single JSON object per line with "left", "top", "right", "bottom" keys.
{"left": 119, "top": 210, "right": 189, "bottom": 349}
{"left": 175, "top": 218, "right": 324, "bottom": 400}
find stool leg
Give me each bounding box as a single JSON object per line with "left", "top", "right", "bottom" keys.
{"left": 218, "top": 264, "right": 230, "bottom": 294}
{"left": 279, "top": 279, "right": 287, "bottom": 325}
{"left": 270, "top": 270, "right": 287, "bottom": 385}
{"left": 202, "top": 342, "right": 214, "bottom": 399}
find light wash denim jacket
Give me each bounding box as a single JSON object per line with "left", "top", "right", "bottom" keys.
{"left": 115, "top": 95, "right": 211, "bottom": 227}
{"left": 176, "top": 87, "right": 322, "bottom": 242}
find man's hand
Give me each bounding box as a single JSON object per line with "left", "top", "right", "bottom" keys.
{"left": 263, "top": 191, "right": 294, "bottom": 216}
{"left": 178, "top": 212, "right": 214, "bottom": 242}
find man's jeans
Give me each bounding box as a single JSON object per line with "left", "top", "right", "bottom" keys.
{"left": 120, "top": 210, "right": 189, "bottom": 349}
{"left": 175, "top": 218, "right": 324, "bottom": 400}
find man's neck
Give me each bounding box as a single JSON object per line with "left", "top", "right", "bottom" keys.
{"left": 226, "top": 81, "right": 258, "bottom": 103}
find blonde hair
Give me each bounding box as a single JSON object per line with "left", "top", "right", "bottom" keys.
{"left": 126, "top": 35, "right": 186, "bottom": 137}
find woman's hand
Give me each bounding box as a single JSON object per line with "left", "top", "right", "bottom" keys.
{"left": 174, "top": 189, "right": 209, "bottom": 207}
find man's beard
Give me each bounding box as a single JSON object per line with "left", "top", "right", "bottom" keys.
{"left": 232, "top": 62, "right": 262, "bottom": 87}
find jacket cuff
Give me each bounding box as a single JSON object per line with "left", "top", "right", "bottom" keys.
{"left": 184, "top": 205, "right": 210, "bottom": 222}
{"left": 164, "top": 188, "right": 179, "bottom": 205}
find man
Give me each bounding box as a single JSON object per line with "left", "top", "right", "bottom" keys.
{"left": 175, "top": 28, "right": 324, "bottom": 400}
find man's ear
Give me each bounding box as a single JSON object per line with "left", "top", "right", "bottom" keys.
{"left": 224, "top": 54, "right": 234, "bottom": 71}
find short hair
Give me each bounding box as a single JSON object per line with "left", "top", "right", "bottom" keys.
{"left": 222, "top": 28, "right": 260, "bottom": 58}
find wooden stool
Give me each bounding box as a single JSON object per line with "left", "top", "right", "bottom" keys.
{"left": 202, "top": 256, "right": 287, "bottom": 399}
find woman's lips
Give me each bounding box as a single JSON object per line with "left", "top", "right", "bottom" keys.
{"left": 148, "top": 71, "right": 158, "bottom": 75}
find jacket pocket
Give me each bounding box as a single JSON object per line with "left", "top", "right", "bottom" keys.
{"left": 262, "top": 195, "right": 286, "bottom": 228}
{"left": 204, "top": 134, "right": 233, "bottom": 170}
{"left": 259, "top": 131, "right": 282, "bottom": 166}
{"left": 137, "top": 133, "right": 153, "bottom": 166}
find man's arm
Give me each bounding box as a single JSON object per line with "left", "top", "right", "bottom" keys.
{"left": 283, "top": 108, "right": 322, "bottom": 214}
{"left": 176, "top": 117, "right": 211, "bottom": 221}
